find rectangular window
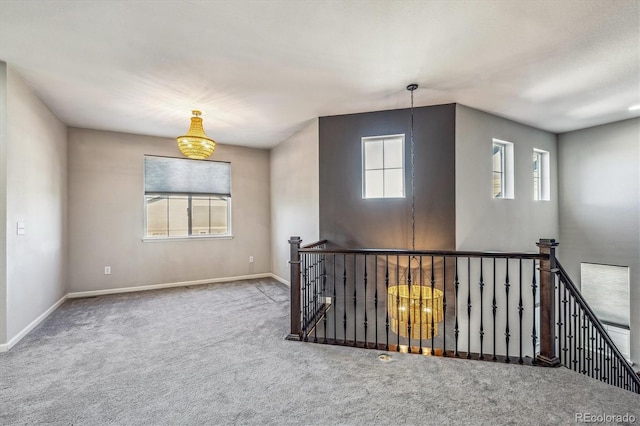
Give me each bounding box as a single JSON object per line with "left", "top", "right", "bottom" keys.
{"left": 143, "top": 155, "right": 231, "bottom": 239}
{"left": 533, "top": 149, "right": 550, "bottom": 201}
{"left": 362, "top": 134, "right": 405, "bottom": 199}
{"left": 580, "top": 262, "right": 630, "bottom": 360}
{"left": 492, "top": 139, "right": 514, "bottom": 199}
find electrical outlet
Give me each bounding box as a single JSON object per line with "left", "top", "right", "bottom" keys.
{"left": 249, "top": 256, "right": 254, "bottom": 263}
{"left": 104, "top": 266, "right": 111, "bottom": 275}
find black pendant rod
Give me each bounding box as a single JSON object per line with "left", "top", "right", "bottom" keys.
{"left": 407, "top": 83, "right": 418, "bottom": 251}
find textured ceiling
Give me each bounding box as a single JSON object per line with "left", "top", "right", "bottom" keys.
{"left": 0, "top": 0, "right": 639, "bottom": 148}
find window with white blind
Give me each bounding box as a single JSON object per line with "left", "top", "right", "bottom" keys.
{"left": 580, "top": 263, "right": 630, "bottom": 360}
{"left": 143, "top": 155, "right": 232, "bottom": 239}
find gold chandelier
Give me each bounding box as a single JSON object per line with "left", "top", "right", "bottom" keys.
{"left": 177, "top": 110, "right": 216, "bottom": 160}
{"left": 387, "top": 84, "right": 445, "bottom": 341}
{"left": 388, "top": 284, "right": 444, "bottom": 340}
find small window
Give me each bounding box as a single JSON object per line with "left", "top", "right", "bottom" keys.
{"left": 492, "top": 139, "right": 514, "bottom": 199}
{"left": 362, "top": 135, "right": 405, "bottom": 199}
{"left": 533, "top": 149, "right": 550, "bottom": 201}
{"left": 143, "top": 155, "right": 232, "bottom": 239}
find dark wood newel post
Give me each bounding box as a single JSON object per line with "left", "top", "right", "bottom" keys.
{"left": 536, "top": 238, "right": 561, "bottom": 367}
{"left": 286, "top": 236, "right": 302, "bottom": 341}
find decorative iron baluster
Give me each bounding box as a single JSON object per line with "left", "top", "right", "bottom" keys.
{"left": 431, "top": 255, "right": 436, "bottom": 355}
{"left": 407, "top": 256, "right": 413, "bottom": 352}
{"left": 442, "top": 256, "right": 447, "bottom": 357}
{"left": 385, "top": 255, "right": 389, "bottom": 351}
{"left": 504, "top": 259, "right": 511, "bottom": 363}
{"left": 531, "top": 260, "right": 537, "bottom": 365}
{"left": 583, "top": 313, "right": 587, "bottom": 375}
{"left": 364, "top": 254, "right": 368, "bottom": 347}
{"left": 343, "top": 254, "right": 347, "bottom": 343}
{"left": 590, "top": 322, "right": 596, "bottom": 379}
{"left": 322, "top": 253, "right": 328, "bottom": 344}
{"left": 353, "top": 254, "right": 357, "bottom": 346}
{"left": 571, "top": 296, "right": 580, "bottom": 371}
{"left": 556, "top": 271, "right": 562, "bottom": 365}
{"left": 577, "top": 306, "right": 583, "bottom": 374}
{"left": 333, "top": 254, "right": 337, "bottom": 342}
{"left": 567, "top": 289, "right": 573, "bottom": 369}
{"left": 605, "top": 341, "right": 610, "bottom": 383}
{"left": 518, "top": 259, "right": 523, "bottom": 364}
{"left": 303, "top": 253, "right": 309, "bottom": 342}
{"left": 561, "top": 281, "right": 569, "bottom": 365}
{"left": 454, "top": 257, "right": 460, "bottom": 357}
{"left": 479, "top": 257, "right": 485, "bottom": 360}
{"left": 419, "top": 257, "right": 423, "bottom": 354}
{"left": 467, "top": 257, "right": 472, "bottom": 359}
{"left": 314, "top": 252, "right": 318, "bottom": 343}
{"left": 374, "top": 255, "right": 378, "bottom": 349}
{"left": 396, "top": 255, "right": 400, "bottom": 351}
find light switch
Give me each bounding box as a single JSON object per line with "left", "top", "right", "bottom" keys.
{"left": 17, "top": 222, "right": 25, "bottom": 235}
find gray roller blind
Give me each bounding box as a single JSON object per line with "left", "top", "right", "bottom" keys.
{"left": 144, "top": 155, "right": 231, "bottom": 196}
{"left": 581, "top": 263, "right": 630, "bottom": 328}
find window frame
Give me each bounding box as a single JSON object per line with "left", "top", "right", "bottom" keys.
{"left": 142, "top": 155, "right": 233, "bottom": 242}
{"left": 143, "top": 193, "right": 232, "bottom": 241}
{"left": 361, "top": 134, "right": 406, "bottom": 199}
{"left": 533, "top": 148, "right": 550, "bottom": 201}
{"left": 492, "top": 139, "right": 515, "bottom": 199}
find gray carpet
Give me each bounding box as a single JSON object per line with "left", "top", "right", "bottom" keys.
{"left": 0, "top": 278, "right": 638, "bottom": 425}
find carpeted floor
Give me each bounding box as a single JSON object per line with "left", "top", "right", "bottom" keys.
{"left": 0, "top": 278, "right": 638, "bottom": 425}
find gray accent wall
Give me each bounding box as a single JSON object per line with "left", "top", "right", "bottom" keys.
{"left": 3, "top": 64, "right": 68, "bottom": 344}
{"left": 558, "top": 118, "right": 640, "bottom": 365}
{"left": 270, "top": 119, "right": 319, "bottom": 283}
{"left": 68, "top": 128, "right": 271, "bottom": 292}
{"left": 455, "top": 104, "right": 558, "bottom": 252}
{"left": 319, "top": 104, "right": 456, "bottom": 250}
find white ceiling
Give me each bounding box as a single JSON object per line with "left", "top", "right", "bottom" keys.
{"left": 1, "top": 0, "right": 639, "bottom": 148}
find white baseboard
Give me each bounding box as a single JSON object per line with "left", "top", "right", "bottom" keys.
{"left": 67, "top": 273, "right": 274, "bottom": 299}
{"left": 270, "top": 273, "right": 290, "bottom": 286}
{"left": 1, "top": 294, "right": 68, "bottom": 352}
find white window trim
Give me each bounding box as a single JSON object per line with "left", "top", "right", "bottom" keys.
{"left": 492, "top": 139, "right": 514, "bottom": 199}
{"left": 533, "top": 148, "right": 550, "bottom": 201}
{"left": 361, "top": 134, "right": 406, "bottom": 199}
{"left": 142, "top": 194, "right": 233, "bottom": 241}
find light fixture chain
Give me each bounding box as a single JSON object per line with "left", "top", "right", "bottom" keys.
{"left": 410, "top": 87, "right": 415, "bottom": 252}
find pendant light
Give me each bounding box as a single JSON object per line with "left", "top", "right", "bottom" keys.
{"left": 177, "top": 110, "right": 216, "bottom": 160}
{"left": 388, "top": 84, "right": 444, "bottom": 341}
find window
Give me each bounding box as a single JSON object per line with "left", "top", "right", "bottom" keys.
{"left": 492, "top": 139, "right": 514, "bottom": 199}
{"left": 580, "top": 263, "right": 631, "bottom": 360}
{"left": 533, "top": 149, "right": 550, "bottom": 201}
{"left": 362, "top": 134, "right": 404, "bottom": 198}
{"left": 143, "top": 155, "right": 231, "bottom": 239}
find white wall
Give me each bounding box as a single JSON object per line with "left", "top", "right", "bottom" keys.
{"left": 558, "top": 118, "right": 640, "bottom": 365}
{"left": 4, "top": 64, "right": 68, "bottom": 343}
{"left": 270, "top": 119, "right": 319, "bottom": 283}
{"left": 68, "top": 128, "right": 271, "bottom": 292}
{"left": 455, "top": 104, "right": 558, "bottom": 252}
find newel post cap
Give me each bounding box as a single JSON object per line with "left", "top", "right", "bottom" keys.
{"left": 536, "top": 238, "right": 559, "bottom": 248}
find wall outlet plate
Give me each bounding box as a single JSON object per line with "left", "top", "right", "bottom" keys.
{"left": 104, "top": 266, "right": 111, "bottom": 275}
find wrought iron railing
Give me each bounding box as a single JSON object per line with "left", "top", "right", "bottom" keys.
{"left": 554, "top": 261, "right": 640, "bottom": 393}
{"left": 287, "top": 237, "right": 639, "bottom": 394}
